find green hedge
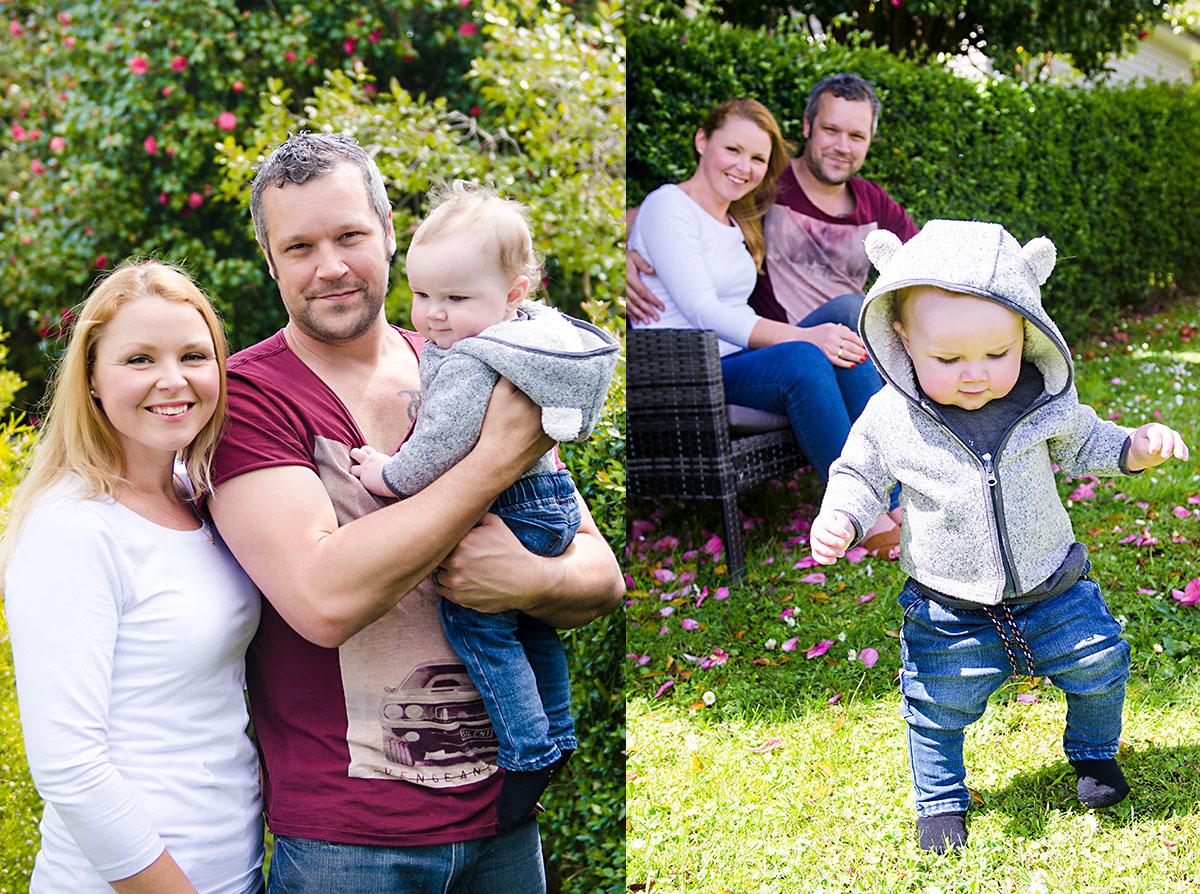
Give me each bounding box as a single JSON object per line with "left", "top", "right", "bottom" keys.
{"left": 628, "top": 18, "right": 1200, "bottom": 339}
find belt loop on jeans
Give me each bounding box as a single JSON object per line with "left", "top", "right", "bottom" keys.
{"left": 984, "top": 603, "right": 1036, "bottom": 680}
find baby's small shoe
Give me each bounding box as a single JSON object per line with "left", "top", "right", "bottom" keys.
{"left": 1071, "top": 758, "right": 1129, "bottom": 809}
{"left": 916, "top": 811, "right": 967, "bottom": 854}
{"left": 496, "top": 750, "right": 574, "bottom": 829}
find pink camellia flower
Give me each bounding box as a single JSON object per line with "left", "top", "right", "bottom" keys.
{"left": 10, "top": 21, "right": 24, "bottom": 37}
{"left": 28, "top": 128, "right": 42, "bottom": 141}
{"left": 470, "top": 106, "right": 481, "bottom": 117}
{"left": 344, "top": 37, "right": 356, "bottom": 54}
{"left": 217, "top": 112, "right": 237, "bottom": 131}
{"left": 49, "top": 136, "right": 65, "bottom": 152}
{"left": 129, "top": 56, "right": 149, "bottom": 75}
{"left": 162, "top": 86, "right": 173, "bottom": 97}
{"left": 158, "top": 193, "right": 168, "bottom": 205}
{"left": 59, "top": 12, "right": 71, "bottom": 25}
{"left": 285, "top": 51, "right": 297, "bottom": 62}
{"left": 306, "top": 56, "right": 315, "bottom": 65}
{"left": 859, "top": 647, "right": 879, "bottom": 669}
{"left": 64, "top": 36, "right": 76, "bottom": 48}
{"left": 806, "top": 639, "right": 833, "bottom": 659}
{"left": 144, "top": 136, "right": 158, "bottom": 154}
{"left": 95, "top": 255, "right": 109, "bottom": 269}
{"left": 232, "top": 80, "right": 244, "bottom": 92}
{"left": 171, "top": 55, "right": 187, "bottom": 72}
{"left": 11, "top": 123, "right": 27, "bottom": 141}
{"left": 188, "top": 192, "right": 203, "bottom": 208}
{"left": 369, "top": 28, "right": 381, "bottom": 43}
{"left": 458, "top": 22, "right": 478, "bottom": 37}
{"left": 30, "top": 159, "right": 46, "bottom": 175}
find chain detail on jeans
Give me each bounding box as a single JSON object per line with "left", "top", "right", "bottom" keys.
{"left": 984, "top": 603, "right": 1037, "bottom": 679}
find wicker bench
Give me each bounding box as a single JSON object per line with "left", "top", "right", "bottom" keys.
{"left": 627, "top": 328, "right": 808, "bottom": 581}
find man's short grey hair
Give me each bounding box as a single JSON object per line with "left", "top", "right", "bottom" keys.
{"left": 804, "top": 73, "right": 882, "bottom": 136}
{"left": 250, "top": 132, "right": 393, "bottom": 260}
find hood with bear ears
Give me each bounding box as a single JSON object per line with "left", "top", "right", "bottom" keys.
{"left": 859, "top": 220, "right": 1071, "bottom": 404}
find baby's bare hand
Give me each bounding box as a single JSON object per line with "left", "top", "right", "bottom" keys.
{"left": 1129, "top": 423, "right": 1190, "bottom": 471}
{"left": 810, "top": 510, "right": 855, "bottom": 565}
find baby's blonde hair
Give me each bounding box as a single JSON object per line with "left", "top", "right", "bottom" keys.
{"left": 410, "top": 180, "right": 543, "bottom": 293}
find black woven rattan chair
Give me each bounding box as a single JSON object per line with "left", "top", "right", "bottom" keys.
{"left": 627, "top": 328, "right": 808, "bottom": 581}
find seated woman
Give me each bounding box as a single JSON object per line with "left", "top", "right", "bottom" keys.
{"left": 626, "top": 97, "right": 900, "bottom": 553}
{"left": 1, "top": 260, "right": 265, "bottom": 893}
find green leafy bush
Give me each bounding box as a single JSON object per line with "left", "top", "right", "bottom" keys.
{"left": 0, "top": 0, "right": 489, "bottom": 405}
{"left": 628, "top": 17, "right": 1200, "bottom": 340}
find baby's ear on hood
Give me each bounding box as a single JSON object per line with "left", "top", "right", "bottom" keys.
{"left": 1021, "top": 236, "right": 1056, "bottom": 285}
{"left": 864, "top": 229, "right": 903, "bottom": 274}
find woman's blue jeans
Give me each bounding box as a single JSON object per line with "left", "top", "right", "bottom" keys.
{"left": 720, "top": 293, "right": 885, "bottom": 488}
{"left": 897, "top": 571, "right": 1131, "bottom": 818}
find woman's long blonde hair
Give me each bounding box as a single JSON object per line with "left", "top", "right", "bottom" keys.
{"left": 0, "top": 260, "right": 229, "bottom": 584}
{"left": 695, "top": 98, "right": 793, "bottom": 271}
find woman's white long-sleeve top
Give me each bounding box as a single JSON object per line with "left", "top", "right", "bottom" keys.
{"left": 627, "top": 183, "right": 762, "bottom": 356}
{"left": 4, "top": 476, "right": 264, "bottom": 893}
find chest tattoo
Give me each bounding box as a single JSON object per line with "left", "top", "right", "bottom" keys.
{"left": 398, "top": 388, "right": 422, "bottom": 423}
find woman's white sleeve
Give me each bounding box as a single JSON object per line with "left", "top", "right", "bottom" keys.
{"left": 637, "top": 191, "right": 761, "bottom": 347}
{"left": 5, "top": 504, "right": 166, "bottom": 882}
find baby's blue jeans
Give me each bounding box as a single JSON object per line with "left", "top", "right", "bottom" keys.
{"left": 897, "top": 569, "right": 1131, "bottom": 817}
{"left": 440, "top": 470, "right": 580, "bottom": 772}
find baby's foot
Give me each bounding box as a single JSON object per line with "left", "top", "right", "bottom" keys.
{"left": 1071, "top": 758, "right": 1130, "bottom": 808}
{"left": 916, "top": 811, "right": 967, "bottom": 853}
{"left": 496, "top": 750, "right": 574, "bottom": 829}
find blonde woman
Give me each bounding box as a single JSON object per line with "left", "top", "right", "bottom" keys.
{"left": 1, "top": 260, "right": 264, "bottom": 893}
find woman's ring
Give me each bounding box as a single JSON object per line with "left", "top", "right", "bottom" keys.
{"left": 836, "top": 348, "right": 844, "bottom": 359}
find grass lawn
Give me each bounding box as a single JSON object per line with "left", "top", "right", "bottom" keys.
{"left": 626, "top": 296, "right": 1200, "bottom": 893}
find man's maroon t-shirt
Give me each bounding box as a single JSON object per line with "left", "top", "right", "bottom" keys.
{"left": 211, "top": 328, "right": 504, "bottom": 847}
{"left": 750, "top": 163, "right": 919, "bottom": 324}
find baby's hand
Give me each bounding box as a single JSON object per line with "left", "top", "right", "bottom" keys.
{"left": 349, "top": 445, "right": 394, "bottom": 497}
{"left": 1127, "top": 423, "right": 1190, "bottom": 472}
{"left": 810, "top": 510, "right": 855, "bottom": 565}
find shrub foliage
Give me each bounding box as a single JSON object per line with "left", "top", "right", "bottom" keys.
{"left": 628, "top": 17, "right": 1200, "bottom": 340}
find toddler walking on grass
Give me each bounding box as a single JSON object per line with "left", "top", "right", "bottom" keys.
{"left": 351, "top": 180, "right": 619, "bottom": 828}
{"left": 810, "top": 219, "right": 1189, "bottom": 853}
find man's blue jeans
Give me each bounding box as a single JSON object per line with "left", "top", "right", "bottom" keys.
{"left": 720, "top": 293, "right": 886, "bottom": 486}
{"left": 897, "top": 571, "right": 1131, "bottom": 818}
{"left": 440, "top": 470, "right": 579, "bottom": 772}
{"left": 266, "top": 818, "right": 545, "bottom": 893}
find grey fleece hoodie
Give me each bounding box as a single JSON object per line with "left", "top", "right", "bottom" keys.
{"left": 821, "top": 220, "right": 1133, "bottom": 606}
{"left": 382, "top": 299, "right": 620, "bottom": 498}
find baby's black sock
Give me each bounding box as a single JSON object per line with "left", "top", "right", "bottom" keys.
{"left": 916, "top": 811, "right": 967, "bottom": 853}
{"left": 1071, "top": 758, "right": 1130, "bottom": 809}
{"left": 496, "top": 749, "right": 574, "bottom": 829}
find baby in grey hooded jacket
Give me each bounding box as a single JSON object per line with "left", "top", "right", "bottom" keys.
{"left": 351, "top": 182, "right": 618, "bottom": 830}
{"left": 810, "top": 220, "right": 1188, "bottom": 853}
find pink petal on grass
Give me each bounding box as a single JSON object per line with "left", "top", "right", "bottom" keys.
{"left": 1016, "top": 693, "right": 1039, "bottom": 704}
{"left": 680, "top": 618, "right": 700, "bottom": 631}
{"left": 845, "top": 546, "right": 868, "bottom": 563}
{"left": 1173, "top": 506, "right": 1192, "bottom": 519}
{"left": 714, "top": 587, "right": 730, "bottom": 600}
{"left": 748, "top": 737, "right": 782, "bottom": 753}
{"left": 801, "top": 572, "right": 826, "bottom": 584}
{"left": 1189, "top": 495, "right": 1200, "bottom": 505}
{"left": 1138, "top": 588, "right": 1157, "bottom": 596}
{"left": 1069, "top": 483, "right": 1096, "bottom": 501}
{"left": 794, "top": 556, "right": 819, "bottom": 570}
{"left": 827, "top": 693, "right": 844, "bottom": 705}
{"left": 1171, "top": 579, "right": 1200, "bottom": 606}
{"left": 654, "top": 680, "right": 675, "bottom": 698}
{"left": 806, "top": 640, "right": 833, "bottom": 659}
{"left": 652, "top": 568, "right": 676, "bottom": 583}
{"left": 859, "top": 647, "right": 879, "bottom": 669}
{"left": 781, "top": 637, "right": 799, "bottom": 653}
{"left": 857, "top": 592, "right": 877, "bottom": 604}
{"left": 703, "top": 533, "right": 723, "bottom": 556}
